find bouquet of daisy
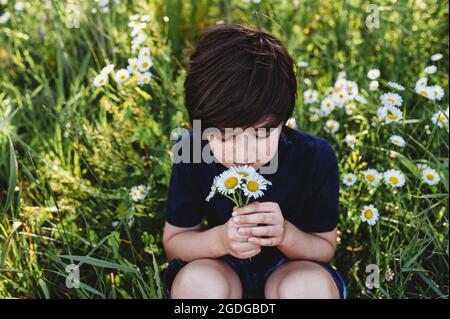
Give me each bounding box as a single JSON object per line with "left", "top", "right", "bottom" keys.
{"left": 205, "top": 165, "right": 272, "bottom": 207}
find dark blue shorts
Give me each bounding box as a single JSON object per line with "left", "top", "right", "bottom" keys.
{"left": 162, "top": 255, "right": 347, "bottom": 299}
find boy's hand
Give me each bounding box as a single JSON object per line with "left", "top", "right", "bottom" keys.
{"left": 232, "top": 202, "right": 286, "bottom": 247}
{"left": 218, "top": 214, "right": 262, "bottom": 260}
{"left": 220, "top": 212, "right": 261, "bottom": 259}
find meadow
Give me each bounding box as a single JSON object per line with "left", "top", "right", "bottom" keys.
{"left": 0, "top": 0, "right": 448, "bottom": 298}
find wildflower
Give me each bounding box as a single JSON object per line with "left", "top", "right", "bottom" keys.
{"left": 431, "top": 53, "right": 443, "bottom": 61}
{"left": 127, "top": 58, "right": 139, "bottom": 75}
{"left": 100, "top": 64, "right": 115, "bottom": 75}
{"left": 424, "top": 65, "right": 437, "bottom": 74}
{"left": 431, "top": 108, "right": 449, "bottom": 127}
{"left": 138, "top": 56, "right": 153, "bottom": 72}
{"left": 342, "top": 173, "right": 357, "bottom": 186}
{"left": 93, "top": 73, "right": 108, "bottom": 87}
{"left": 130, "top": 185, "right": 151, "bottom": 202}
{"left": 384, "top": 169, "right": 406, "bottom": 188}
{"left": 215, "top": 170, "right": 243, "bottom": 195}
{"left": 385, "top": 105, "right": 403, "bottom": 124}
{"left": 286, "top": 117, "right": 297, "bottom": 128}
{"left": 429, "top": 85, "right": 445, "bottom": 101}
{"left": 324, "top": 119, "right": 340, "bottom": 134}
{"left": 303, "top": 89, "right": 318, "bottom": 104}
{"left": 320, "top": 97, "right": 336, "bottom": 115}
{"left": 416, "top": 163, "right": 429, "bottom": 173}
{"left": 114, "top": 69, "right": 130, "bottom": 83}
{"left": 344, "top": 134, "right": 357, "bottom": 149}
{"left": 242, "top": 172, "right": 272, "bottom": 199}
{"left": 369, "top": 80, "right": 379, "bottom": 91}
{"left": 390, "top": 135, "right": 406, "bottom": 147}
{"left": 360, "top": 204, "right": 379, "bottom": 226}
{"left": 380, "top": 92, "right": 403, "bottom": 108}
{"left": 422, "top": 168, "right": 440, "bottom": 185}
{"left": 367, "top": 69, "right": 380, "bottom": 80}
{"left": 387, "top": 82, "right": 405, "bottom": 91}
{"left": 364, "top": 169, "right": 382, "bottom": 187}
{"left": 137, "top": 72, "right": 152, "bottom": 86}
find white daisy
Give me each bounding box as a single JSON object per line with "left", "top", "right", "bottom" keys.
{"left": 286, "top": 117, "right": 297, "bottom": 128}
{"left": 132, "top": 33, "right": 147, "bottom": 47}
{"left": 390, "top": 135, "right": 406, "bottom": 147}
{"left": 230, "top": 165, "right": 257, "bottom": 178}
{"left": 422, "top": 168, "right": 440, "bottom": 186}
{"left": 215, "top": 170, "right": 243, "bottom": 195}
{"left": 334, "top": 78, "right": 348, "bottom": 92}
{"left": 138, "top": 56, "right": 153, "bottom": 72}
{"left": 431, "top": 108, "right": 449, "bottom": 128}
{"left": 127, "top": 58, "right": 139, "bottom": 75}
{"left": 344, "top": 134, "right": 357, "bottom": 149}
{"left": 324, "top": 119, "right": 340, "bottom": 134}
{"left": 205, "top": 177, "right": 219, "bottom": 202}
{"left": 424, "top": 65, "right": 437, "bottom": 74}
{"left": 345, "top": 81, "right": 359, "bottom": 98}
{"left": 384, "top": 169, "right": 406, "bottom": 188}
{"left": 431, "top": 53, "right": 443, "bottom": 61}
{"left": 137, "top": 72, "right": 152, "bottom": 86}
{"left": 364, "top": 169, "right": 382, "bottom": 187}
{"left": 384, "top": 105, "right": 403, "bottom": 124}
{"left": 429, "top": 85, "right": 445, "bottom": 101}
{"left": 130, "top": 185, "right": 151, "bottom": 202}
{"left": 342, "top": 173, "right": 357, "bottom": 186}
{"left": 139, "top": 47, "right": 151, "bottom": 59}
{"left": 320, "top": 97, "right": 336, "bottom": 115}
{"left": 415, "top": 77, "right": 428, "bottom": 92}
{"left": 416, "top": 163, "right": 430, "bottom": 173}
{"left": 387, "top": 82, "right": 405, "bottom": 91}
{"left": 241, "top": 172, "right": 271, "bottom": 199}
{"left": 114, "top": 69, "right": 130, "bottom": 83}
{"left": 93, "top": 73, "right": 108, "bottom": 87}
{"left": 360, "top": 204, "right": 379, "bottom": 226}
{"left": 380, "top": 92, "right": 403, "bottom": 108}
{"left": 367, "top": 69, "right": 380, "bottom": 80}
{"left": 303, "top": 89, "right": 318, "bottom": 104}
{"left": 369, "top": 80, "right": 379, "bottom": 91}
{"left": 297, "top": 61, "right": 309, "bottom": 68}
{"left": 345, "top": 102, "right": 357, "bottom": 115}
{"left": 332, "top": 90, "right": 350, "bottom": 108}
{"left": 100, "top": 64, "right": 115, "bottom": 75}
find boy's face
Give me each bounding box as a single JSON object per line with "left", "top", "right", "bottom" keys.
{"left": 206, "top": 119, "right": 283, "bottom": 170}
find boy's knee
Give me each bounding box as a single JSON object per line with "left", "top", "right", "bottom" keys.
{"left": 277, "top": 261, "right": 339, "bottom": 299}
{"left": 170, "top": 258, "right": 232, "bottom": 299}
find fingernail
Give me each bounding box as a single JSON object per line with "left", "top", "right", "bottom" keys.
{"left": 233, "top": 217, "right": 240, "bottom": 223}
{"left": 232, "top": 212, "right": 236, "bottom": 216}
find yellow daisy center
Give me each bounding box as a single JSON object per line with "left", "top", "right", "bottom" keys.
{"left": 387, "top": 113, "right": 397, "bottom": 120}
{"left": 438, "top": 114, "right": 446, "bottom": 122}
{"left": 364, "top": 209, "right": 373, "bottom": 219}
{"left": 238, "top": 172, "right": 249, "bottom": 177}
{"left": 247, "top": 181, "right": 259, "bottom": 192}
{"left": 367, "top": 174, "right": 375, "bottom": 182}
{"left": 120, "top": 75, "right": 126, "bottom": 80}
{"left": 225, "top": 177, "right": 238, "bottom": 189}
{"left": 387, "top": 97, "right": 395, "bottom": 103}
{"left": 426, "top": 173, "right": 435, "bottom": 181}
{"left": 389, "top": 176, "right": 399, "bottom": 185}
{"left": 347, "top": 177, "right": 353, "bottom": 183}
{"left": 420, "top": 90, "right": 428, "bottom": 97}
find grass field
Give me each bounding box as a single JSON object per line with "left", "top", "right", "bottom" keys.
{"left": 0, "top": 0, "right": 448, "bottom": 298}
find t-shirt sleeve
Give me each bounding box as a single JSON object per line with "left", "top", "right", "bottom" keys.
{"left": 294, "top": 139, "right": 340, "bottom": 233}
{"left": 166, "top": 159, "right": 205, "bottom": 228}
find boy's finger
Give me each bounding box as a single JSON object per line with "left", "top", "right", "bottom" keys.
{"left": 233, "top": 213, "right": 275, "bottom": 225}
{"left": 234, "top": 242, "right": 260, "bottom": 251}
{"left": 238, "top": 226, "right": 278, "bottom": 237}
{"left": 248, "top": 236, "right": 278, "bottom": 247}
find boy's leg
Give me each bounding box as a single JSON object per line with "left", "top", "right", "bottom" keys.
{"left": 264, "top": 260, "right": 340, "bottom": 299}
{"left": 170, "top": 258, "right": 243, "bottom": 299}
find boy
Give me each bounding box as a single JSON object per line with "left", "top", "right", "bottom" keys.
{"left": 162, "top": 23, "right": 346, "bottom": 299}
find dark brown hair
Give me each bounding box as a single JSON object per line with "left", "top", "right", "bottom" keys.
{"left": 184, "top": 23, "right": 298, "bottom": 132}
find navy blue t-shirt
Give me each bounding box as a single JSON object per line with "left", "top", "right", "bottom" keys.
{"left": 165, "top": 125, "right": 340, "bottom": 269}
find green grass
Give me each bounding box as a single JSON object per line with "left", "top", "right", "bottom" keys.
{"left": 0, "top": 0, "right": 448, "bottom": 298}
